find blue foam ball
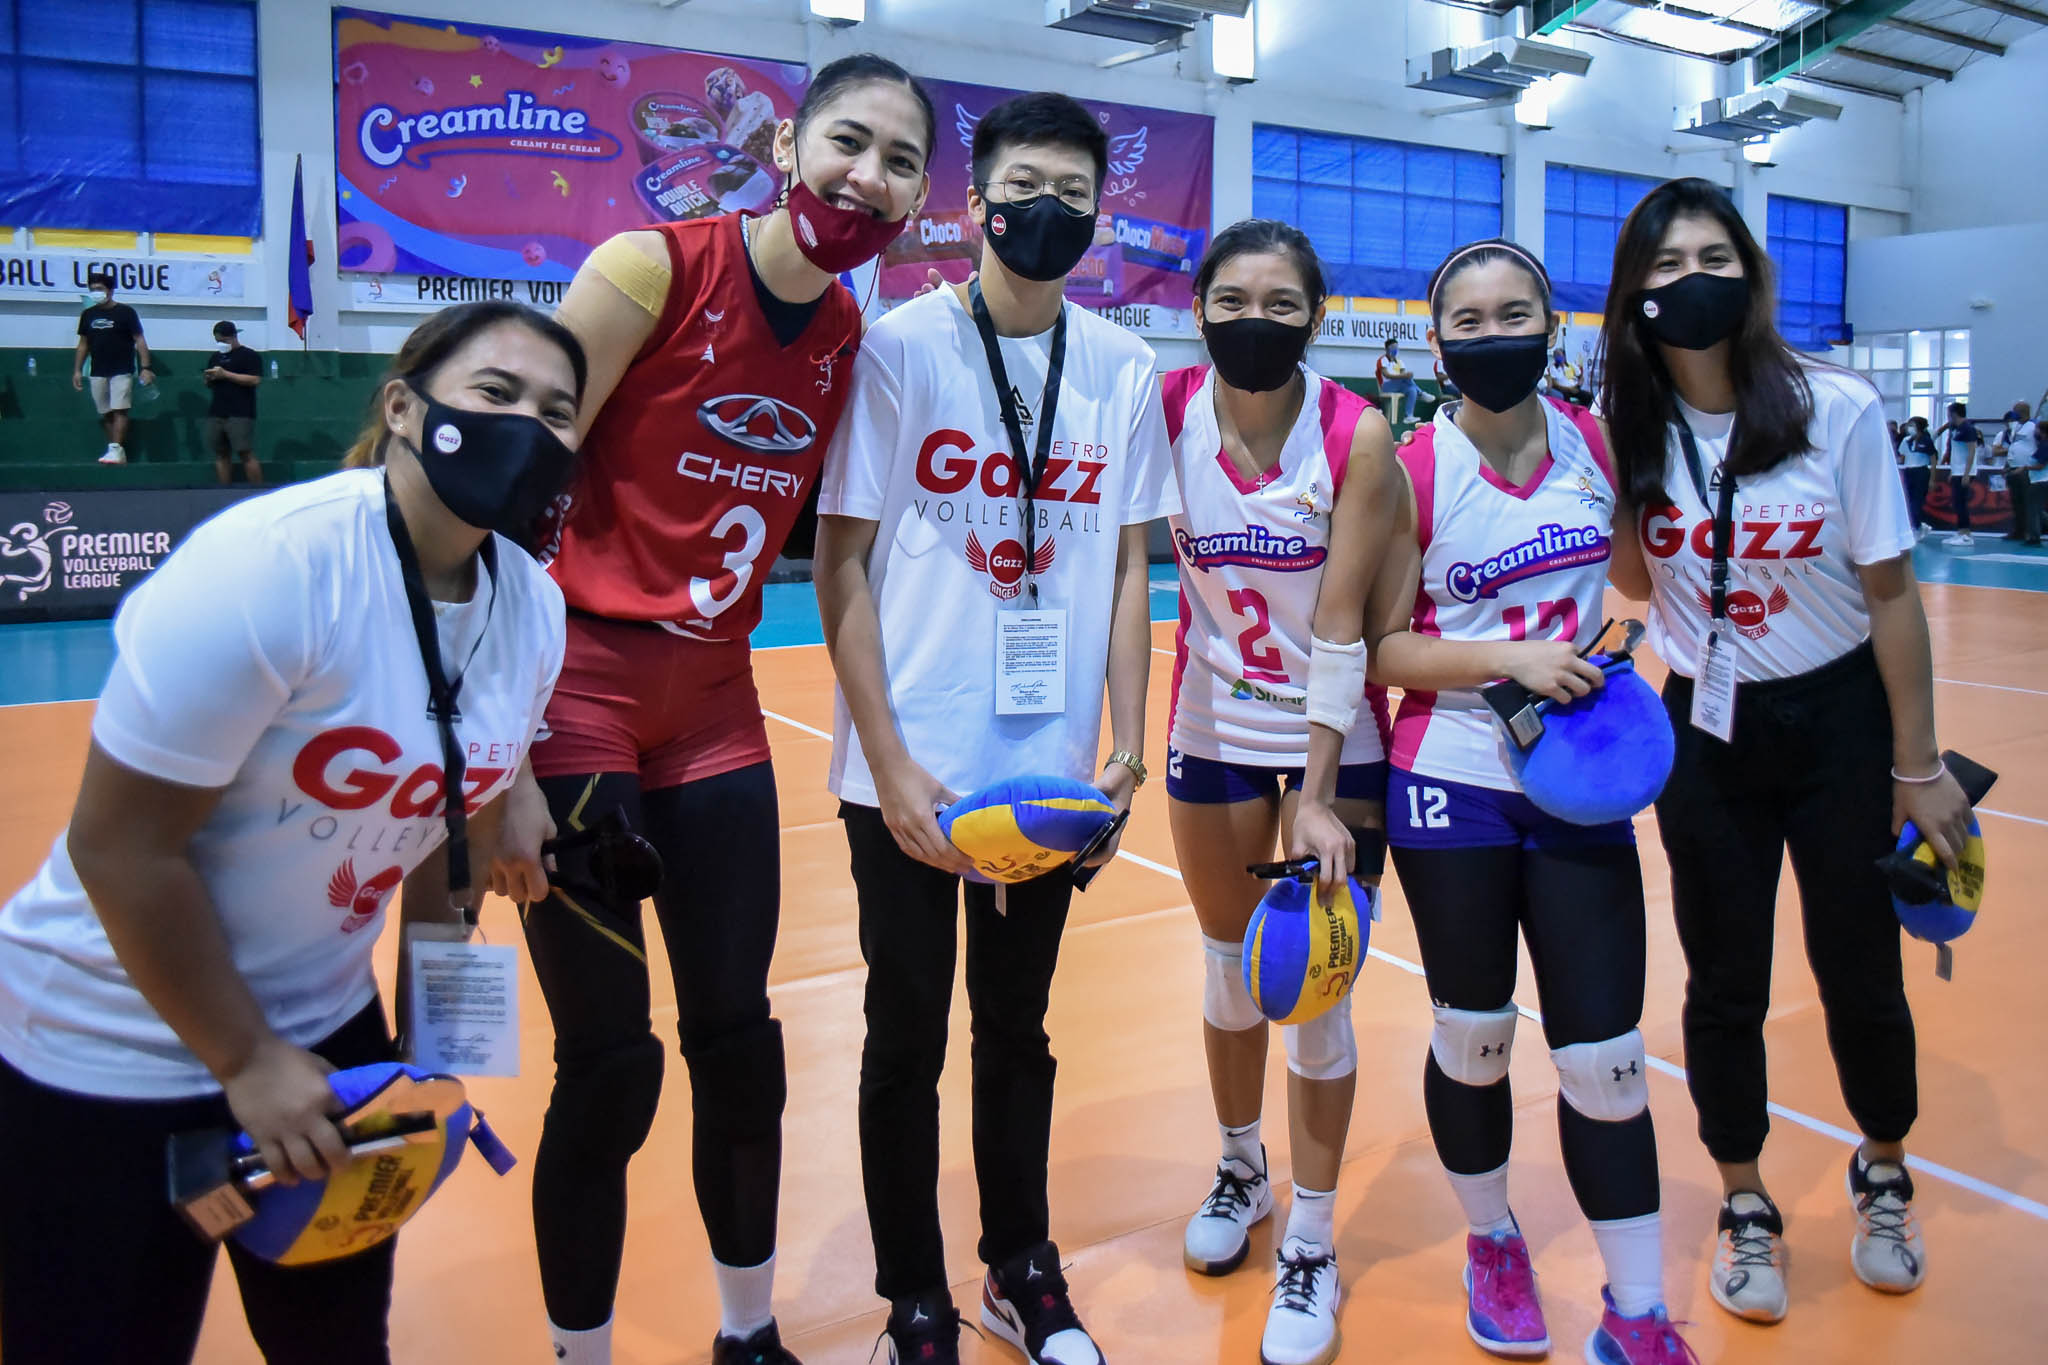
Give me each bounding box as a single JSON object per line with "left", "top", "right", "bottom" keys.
{"left": 1516, "top": 656, "right": 1673, "bottom": 826}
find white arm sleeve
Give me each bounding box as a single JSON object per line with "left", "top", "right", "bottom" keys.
{"left": 1305, "top": 635, "right": 1368, "bottom": 735}
{"left": 91, "top": 521, "right": 317, "bottom": 788}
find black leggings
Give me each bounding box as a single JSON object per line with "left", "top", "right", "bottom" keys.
{"left": 841, "top": 801, "right": 1076, "bottom": 1302}
{"left": 1658, "top": 643, "right": 1915, "bottom": 1164}
{"left": 0, "top": 1003, "right": 397, "bottom": 1365}
{"left": 1391, "top": 840, "right": 1661, "bottom": 1223}
{"left": 522, "top": 762, "right": 785, "bottom": 1331}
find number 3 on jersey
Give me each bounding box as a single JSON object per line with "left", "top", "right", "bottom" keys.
{"left": 689, "top": 505, "right": 768, "bottom": 620}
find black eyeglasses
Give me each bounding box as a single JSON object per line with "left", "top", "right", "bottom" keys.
{"left": 540, "top": 809, "right": 664, "bottom": 904}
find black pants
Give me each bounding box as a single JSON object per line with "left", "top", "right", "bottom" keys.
{"left": 841, "top": 801, "right": 1076, "bottom": 1302}
{"left": 1658, "top": 643, "right": 1916, "bottom": 1165}
{"left": 1901, "top": 466, "right": 1930, "bottom": 531}
{"left": 2005, "top": 475, "right": 2042, "bottom": 544}
{"left": 1950, "top": 474, "right": 1973, "bottom": 530}
{"left": 522, "top": 763, "right": 786, "bottom": 1330}
{"left": 1391, "top": 841, "right": 1660, "bottom": 1223}
{"left": 0, "top": 1003, "right": 397, "bottom": 1365}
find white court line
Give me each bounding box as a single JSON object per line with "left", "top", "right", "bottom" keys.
{"left": 1980, "top": 806, "right": 2047, "bottom": 829}
{"left": 762, "top": 709, "right": 832, "bottom": 741}
{"left": 757, "top": 707, "right": 2048, "bottom": 1223}
{"left": 1935, "top": 676, "right": 2048, "bottom": 698}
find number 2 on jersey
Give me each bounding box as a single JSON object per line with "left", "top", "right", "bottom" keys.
{"left": 1502, "top": 599, "right": 1580, "bottom": 643}
{"left": 689, "top": 505, "right": 768, "bottom": 620}
{"left": 1226, "top": 588, "right": 1290, "bottom": 684}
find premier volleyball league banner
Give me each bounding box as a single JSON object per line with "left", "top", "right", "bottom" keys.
{"left": 879, "top": 79, "right": 1214, "bottom": 315}
{"left": 332, "top": 9, "right": 807, "bottom": 280}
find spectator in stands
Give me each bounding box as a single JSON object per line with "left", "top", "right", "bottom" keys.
{"left": 1547, "top": 342, "right": 1592, "bottom": 406}
{"left": 1375, "top": 337, "right": 1419, "bottom": 422}
{"left": 1886, "top": 418, "right": 1900, "bottom": 451}
{"left": 1897, "top": 415, "right": 1935, "bottom": 538}
{"left": 1936, "top": 401, "right": 1981, "bottom": 546}
{"left": 1996, "top": 403, "right": 2039, "bottom": 544}
{"left": 203, "top": 322, "right": 263, "bottom": 487}
{"left": 73, "top": 271, "right": 152, "bottom": 467}
{"left": 1433, "top": 354, "right": 1459, "bottom": 400}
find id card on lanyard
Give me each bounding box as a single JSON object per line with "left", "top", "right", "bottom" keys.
{"left": 385, "top": 479, "right": 521, "bottom": 1075}
{"left": 969, "top": 280, "right": 1069, "bottom": 715}
{"left": 1676, "top": 416, "right": 1740, "bottom": 741}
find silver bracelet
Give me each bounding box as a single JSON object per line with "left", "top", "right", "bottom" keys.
{"left": 1890, "top": 761, "right": 1947, "bottom": 784}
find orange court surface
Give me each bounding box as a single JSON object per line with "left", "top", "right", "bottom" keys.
{"left": 0, "top": 579, "right": 2041, "bottom": 1364}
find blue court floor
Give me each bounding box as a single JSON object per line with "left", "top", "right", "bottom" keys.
{"left": 2, "top": 548, "right": 2042, "bottom": 710}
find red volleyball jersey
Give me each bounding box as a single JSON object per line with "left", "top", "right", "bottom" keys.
{"left": 540, "top": 213, "right": 863, "bottom": 640}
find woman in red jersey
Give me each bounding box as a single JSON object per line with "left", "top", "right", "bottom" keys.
{"left": 525, "top": 55, "right": 934, "bottom": 1365}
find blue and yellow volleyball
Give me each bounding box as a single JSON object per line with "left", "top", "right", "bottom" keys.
{"left": 938, "top": 775, "right": 1117, "bottom": 885}
{"left": 1892, "top": 815, "right": 1986, "bottom": 944}
{"left": 1242, "top": 876, "right": 1372, "bottom": 1026}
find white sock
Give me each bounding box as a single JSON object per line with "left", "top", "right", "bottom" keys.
{"left": 549, "top": 1317, "right": 612, "bottom": 1365}
{"left": 1221, "top": 1120, "right": 1263, "bottom": 1170}
{"left": 1286, "top": 1184, "right": 1336, "bottom": 1249}
{"left": 1445, "top": 1162, "right": 1516, "bottom": 1238}
{"left": 1590, "top": 1211, "right": 1664, "bottom": 1318}
{"left": 714, "top": 1252, "right": 777, "bottom": 1341}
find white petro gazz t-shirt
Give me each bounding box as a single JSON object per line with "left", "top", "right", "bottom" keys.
{"left": 0, "top": 469, "right": 565, "bottom": 1099}
{"left": 1641, "top": 364, "right": 1914, "bottom": 681}
{"left": 819, "top": 287, "right": 1179, "bottom": 805}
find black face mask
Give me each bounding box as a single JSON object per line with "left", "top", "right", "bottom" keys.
{"left": 982, "top": 192, "right": 1097, "bottom": 283}
{"left": 1437, "top": 333, "right": 1550, "bottom": 414}
{"left": 1637, "top": 270, "right": 1749, "bottom": 351}
{"left": 405, "top": 384, "right": 577, "bottom": 536}
{"left": 1203, "top": 316, "right": 1311, "bottom": 394}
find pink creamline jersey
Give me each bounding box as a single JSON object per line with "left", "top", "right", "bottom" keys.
{"left": 1163, "top": 363, "right": 1390, "bottom": 766}
{"left": 1390, "top": 397, "right": 1618, "bottom": 792}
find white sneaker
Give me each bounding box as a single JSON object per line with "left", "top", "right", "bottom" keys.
{"left": 1261, "top": 1237, "right": 1340, "bottom": 1365}
{"left": 1848, "top": 1153, "right": 1926, "bottom": 1294}
{"left": 1182, "top": 1151, "right": 1272, "bottom": 1275}
{"left": 98, "top": 444, "right": 125, "bottom": 465}
{"left": 1948, "top": 531, "right": 1975, "bottom": 547}
{"left": 1711, "top": 1191, "right": 1788, "bottom": 1323}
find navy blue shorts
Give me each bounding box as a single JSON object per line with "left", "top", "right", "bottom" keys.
{"left": 1386, "top": 769, "right": 1634, "bottom": 849}
{"left": 1166, "top": 747, "right": 1388, "bottom": 805}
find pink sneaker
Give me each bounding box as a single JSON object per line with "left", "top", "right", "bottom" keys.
{"left": 1462, "top": 1228, "right": 1549, "bottom": 1357}
{"left": 1585, "top": 1287, "right": 1699, "bottom": 1365}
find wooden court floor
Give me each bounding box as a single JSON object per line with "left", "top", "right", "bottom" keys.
{"left": 0, "top": 582, "right": 2041, "bottom": 1363}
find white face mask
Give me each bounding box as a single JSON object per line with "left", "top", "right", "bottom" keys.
{"left": 93, "top": 290, "right": 111, "bottom": 305}
{"left": 214, "top": 339, "right": 233, "bottom": 352}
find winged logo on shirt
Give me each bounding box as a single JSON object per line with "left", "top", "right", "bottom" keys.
{"left": 327, "top": 860, "right": 403, "bottom": 935}
{"left": 966, "top": 529, "right": 1056, "bottom": 600}
{"left": 1694, "top": 583, "right": 1791, "bottom": 640}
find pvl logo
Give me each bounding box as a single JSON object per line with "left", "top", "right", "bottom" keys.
{"left": 697, "top": 394, "right": 817, "bottom": 456}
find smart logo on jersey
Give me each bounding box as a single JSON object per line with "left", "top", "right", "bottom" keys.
{"left": 1445, "top": 523, "right": 1609, "bottom": 603}
{"left": 1174, "top": 525, "right": 1325, "bottom": 574}
{"left": 966, "top": 530, "right": 1055, "bottom": 599}
{"left": 1692, "top": 583, "right": 1791, "bottom": 640}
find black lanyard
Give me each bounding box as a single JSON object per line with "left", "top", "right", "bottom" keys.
{"left": 384, "top": 476, "right": 496, "bottom": 919}
{"left": 1675, "top": 413, "right": 1738, "bottom": 623}
{"left": 968, "top": 279, "right": 1067, "bottom": 604}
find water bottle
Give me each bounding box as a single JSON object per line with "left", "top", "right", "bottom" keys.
{"left": 269, "top": 358, "right": 279, "bottom": 379}
{"left": 25, "top": 356, "right": 35, "bottom": 377}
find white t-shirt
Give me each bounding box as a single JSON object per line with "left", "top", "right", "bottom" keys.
{"left": 819, "top": 287, "right": 1179, "bottom": 805}
{"left": 0, "top": 470, "right": 565, "bottom": 1099}
{"left": 1641, "top": 366, "right": 1913, "bottom": 681}
{"left": 1897, "top": 433, "right": 1930, "bottom": 470}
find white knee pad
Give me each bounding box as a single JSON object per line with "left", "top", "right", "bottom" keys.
{"left": 1203, "top": 935, "right": 1262, "bottom": 1033}
{"left": 1284, "top": 993, "right": 1357, "bottom": 1081}
{"left": 1552, "top": 1029, "right": 1650, "bottom": 1122}
{"left": 1429, "top": 1005, "right": 1518, "bottom": 1086}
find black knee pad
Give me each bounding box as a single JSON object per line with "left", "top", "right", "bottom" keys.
{"left": 547, "top": 1033, "right": 665, "bottom": 1165}
{"left": 683, "top": 1018, "right": 787, "bottom": 1141}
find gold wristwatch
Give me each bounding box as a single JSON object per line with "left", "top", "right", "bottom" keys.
{"left": 1106, "top": 750, "right": 1148, "bottom": 787}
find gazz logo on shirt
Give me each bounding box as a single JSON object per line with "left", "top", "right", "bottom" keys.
{"left": 909, "top": 429, "right": 1109, "bottom": 539}
{"left": 1175, "top": 525, "right": 1325, "bottom": 573}
{"left": 1641, "top": 505, "right": 1826, "bottom": 562}
{"left": 1446, "top": 523, "right": 1610, "bottom": 603}
{"left": 965, "top": 530, "right": 1055, "bottom": 599}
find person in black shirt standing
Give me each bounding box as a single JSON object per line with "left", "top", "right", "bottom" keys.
{"left": 203, "top": 321, "right": 263, "bottom": 486}
{"left": 72, "top": 271, "right": 152, "bottom": 466}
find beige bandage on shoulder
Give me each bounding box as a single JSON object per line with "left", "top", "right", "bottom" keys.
{"left": 588, "top": 235, "right": 671, "bottom": 317}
